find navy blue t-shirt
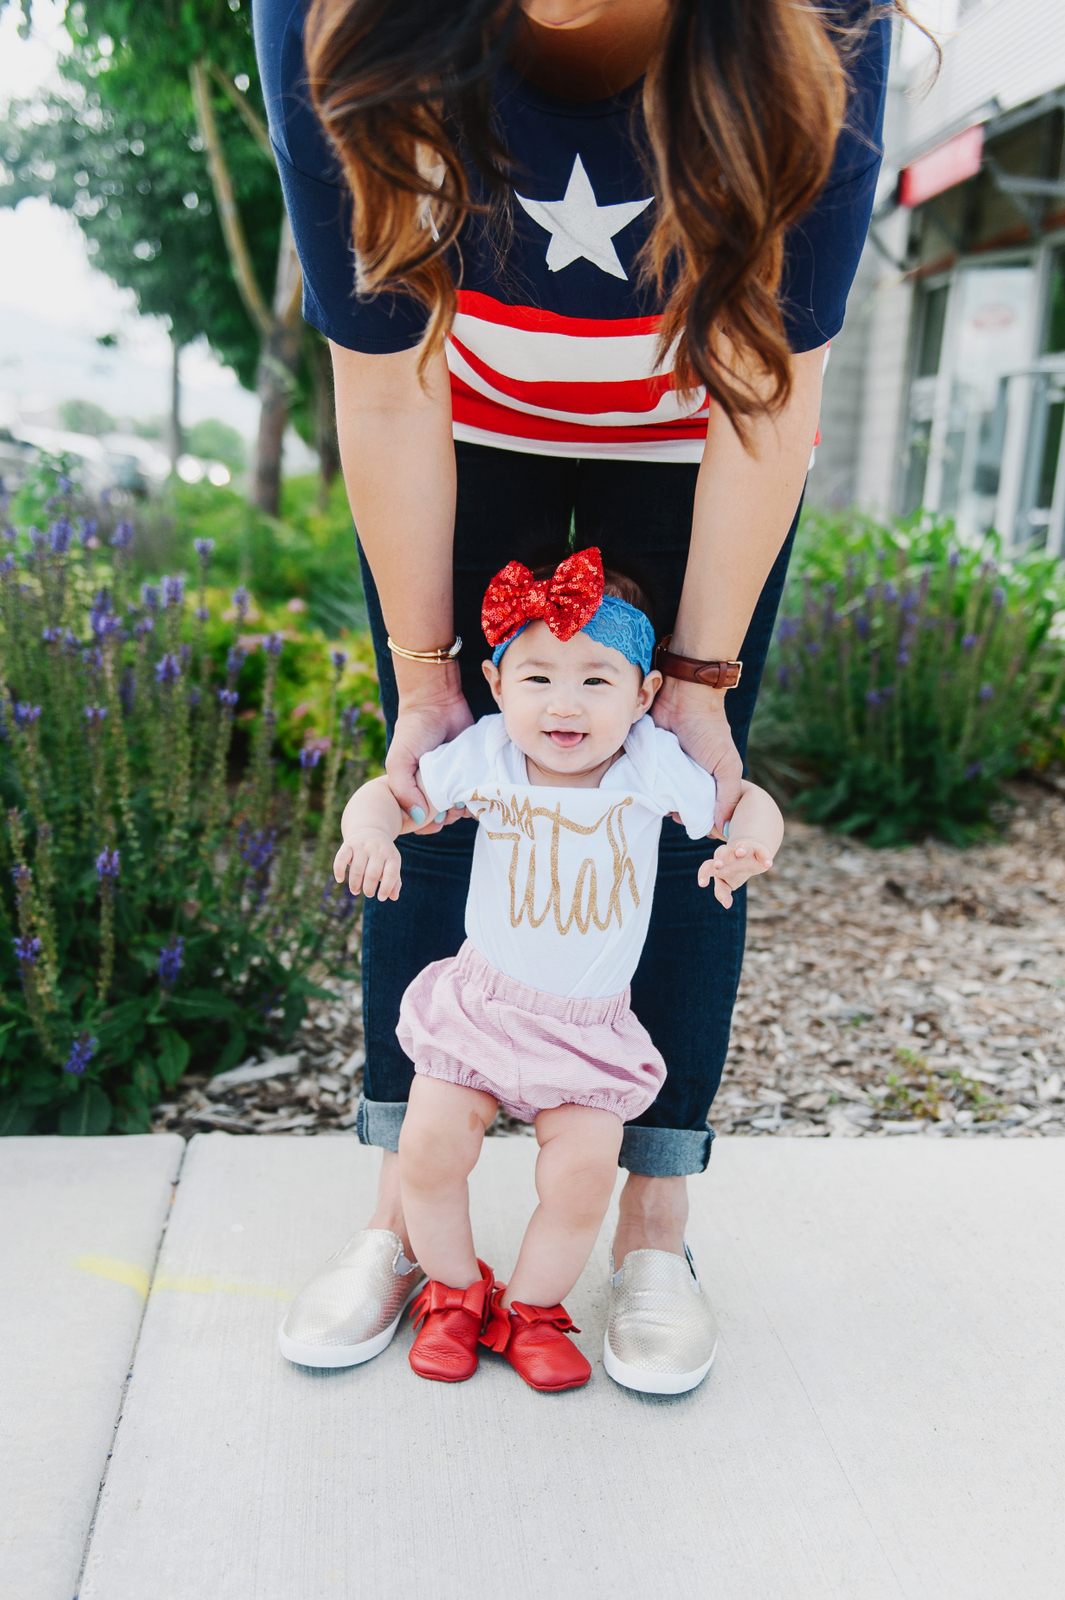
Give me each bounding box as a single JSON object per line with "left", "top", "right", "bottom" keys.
{"left": 255, "top": 1, "right": 888, "bottom": 461}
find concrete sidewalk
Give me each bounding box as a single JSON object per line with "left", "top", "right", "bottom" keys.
{"left": 0, "top": 1135, "right": 183, "bottom": 1600}
{"left": 2, "top": 1134, "right": 1062, "bottom": 1600}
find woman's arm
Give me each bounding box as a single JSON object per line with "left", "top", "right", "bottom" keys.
{"left": 653, "top": 343, "right": 825, "bottom": 832}
{"left": 330, "top": 342, "right": 472, "bottom": 824}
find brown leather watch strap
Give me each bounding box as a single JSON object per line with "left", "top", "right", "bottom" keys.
{"left": 653, "top": 636, "right": 743, "bottom": 690}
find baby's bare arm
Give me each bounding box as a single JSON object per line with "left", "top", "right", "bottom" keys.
{"left": 699, "top": 780, "right": 784, "bottom": 908}
{"left": 333, "top": 776, "right": 410, "bottom": 902}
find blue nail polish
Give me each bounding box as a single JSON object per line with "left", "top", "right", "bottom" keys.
{"left": 410, "top": 806, "right": 426, "bottom": 825}
{"left": 434, "top": 812, "right": 446, "bottom": 824}
{"left": 722, "top": 821, "right": 730, "bottom": 840}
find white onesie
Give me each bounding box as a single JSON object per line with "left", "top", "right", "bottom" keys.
{"left": 418, "top": 713, "right": 717, "bottom": 1000}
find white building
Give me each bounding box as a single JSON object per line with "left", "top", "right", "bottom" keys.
{"left": 811, "top": 0, "right": 1065, "bottom": 559}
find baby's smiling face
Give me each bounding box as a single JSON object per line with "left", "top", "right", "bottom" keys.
{"left": 482, "top": 619, "right": 661, "bottom": 787}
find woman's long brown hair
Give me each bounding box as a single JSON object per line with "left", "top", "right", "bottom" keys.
{"left": 305, "top": 1, "right": 921, "bottom": 435}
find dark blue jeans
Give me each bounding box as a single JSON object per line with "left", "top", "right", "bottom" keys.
{"left": 356, "top": 441, "right": 800, "bottom": 1175}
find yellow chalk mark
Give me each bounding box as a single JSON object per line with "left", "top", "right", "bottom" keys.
{"left": 75, "top": 1256, "right": 293, "bottom": 1302}
{"left": 75, "top": 1255, "right": 150, "bottom": 1300}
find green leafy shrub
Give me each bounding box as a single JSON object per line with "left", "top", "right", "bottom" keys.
{"left": 753, "top": 509, "right": 1065, "bottom": 846}
{"left": 0, "top": 470, "right": 373, "bottom": 1137}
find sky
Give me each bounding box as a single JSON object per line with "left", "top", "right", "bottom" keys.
{"left": 0, "top": 0, "right": 315, "bottom": 467}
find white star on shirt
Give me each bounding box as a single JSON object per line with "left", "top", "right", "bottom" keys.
{"left": 514, "top": 155, "right": 653, "bottom": 280}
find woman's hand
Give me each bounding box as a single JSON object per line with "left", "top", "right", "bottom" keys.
{"left": 385, "top": 658, "right": 473, "bottom": 832}
{"left": 651, "top": 676, "right": 743, "bottom": 835}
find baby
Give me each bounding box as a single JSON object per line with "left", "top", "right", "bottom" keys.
{"left": 334, "top": 547, "right": 783, "bottom": 1393}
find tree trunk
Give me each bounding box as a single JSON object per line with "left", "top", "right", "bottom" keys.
{"left": 310, "top": 336, "right": 340, "bottom": 508}
{"left": 250, "top": 212, "right": 304, "bottom": 515}
{"left": 168, "top": 337, "right": 183, "bottom": 472}
{"left": 251, "top": 322, "right": 301, "bottom": 515}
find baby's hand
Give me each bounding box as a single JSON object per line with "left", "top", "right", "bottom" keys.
{"left": 334, "top": 828, "right": 402, "bottom": 902}
{"left": 698, "top": 836, "right": 775, "bottom": 908}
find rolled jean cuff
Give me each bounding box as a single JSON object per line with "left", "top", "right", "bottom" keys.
{"left": 618, "top": 1122, "right": 714, "bottom": 1177}
{"left": 356, "top": 1095, "right": 715, "bottom": 1176}
{"left": 355, "top": 1096, "right": 406, "bottom": 1153}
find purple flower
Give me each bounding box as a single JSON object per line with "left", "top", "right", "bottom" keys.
{"left": 119, "top": 670, "right": 135, "bottom": 715}
{"left": 961, "top": 633, "right": 977, "bottom": 651}
{"left": 239, "top": 826, "right": 276, "bottom": 869}
{"left": 187, "top": 687, "right": 201, "bottom": 709}
{"left": 42, "top": 626, "right": 62, "bottom": 643}
{"left": 979, "top": 683, "right": 994, "bottom": 701}
{"left": 95, "top": 848, "right": 120, "bottom": 880}
{"left": 78, "top": 517, "right": 98, "bottom": 545}
{"left": 194, "top": 606, "right": 209, "bottom": 623}
{"left": 162, "top": 574, "right": 185, "bottom": 608}
{"left": 341, "top": 705, "right": 361, "bottom": 735}
{"left": 265, "top": 632, "right": 284, "bottom": 657}
{"left": 56, "top": 474, "right": 72, "bottom": 493}
{"left": 855, "top": 614, "right": 870, "bottom": 640}
{"left": 896, "top": 649, "right": 909, "bottom": 665}
{"left": 965, "top": 761, "right": 982, "bottom": 779}
{"left": 875, "top": 550, "right": 888, "bottom": 563}
{"left": 194, "top": 537, "right": 215, "bottom": 559}
{"left": 49, "top": 518, "right": 74, "bottom": 554}
{"left": 157, "top": 937, "right": 184, "bottom": 989}
{"left": 14, "top": 703, "right": 42, "bottom": 727}
{"left": 883, "top": 583, "right": 898, "bottom": 604}
{"left": 226, "top": 646, "right": 246, "bottom": 676}
{"left": 881, "top": 684, "right": 895, "bottom": 698}
{"left": 64, "top": 1036, "right": 98, "bottom": 1076}
{"left": 155, "top": 652, "right": 181, "bottom": 685}
{"left": 865, "top": 585, "right": 878, "bottom": 602}
{"left": 81, "top": 647, "right": 103, "bottom": 671}
{"left": 330, "top": 648, "right": 348, "bottom": 672}
{"left": 777, "top": 616, "right": 798, "bottom": 641}
{"left": 91, "top": 610, "right": 121, "bottom": 638}
{"left": 300, "top": 747, "right": 321, "bottom": 769}
{"left": 806, "top": 640, "right": 820, "bottom": 657}
{"left": 29, "top": 525, "right": 45, "bottom": 548}
{"left": 0, "top": 553, "right": 15, "bottom": 574}
{"left": 141, "top": 583, "right": 160, "bottom": 611}
{"left": 775, "top": 665, "right": 790, "bottom": 687}
{"left": 13, "top": 935, "right": 41, "bottom": 964}
{"left": 992, "top": 586, "right": 1005, "bottom": 608}
{"left": 218, "top": 688, "right": 239, "bottom": 708}
{"left": 865, "top": 689, "right": 881, "bottom": 707}
{"left": 110, "top": 521, "right": 135, "bottom": 550}
{"left": 232, "top": 585, "right": 250, "bottom": 619}
{"left": 948, "top": 550, "right": 960, "bottom": 569}
{"left": 84, "top": 705, "right": 108, "bottom": 726}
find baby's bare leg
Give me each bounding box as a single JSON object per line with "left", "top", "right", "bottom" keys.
{"left": 503, "top": 1105, "right": 623, "bottom": 1310}
{"left": 399, "top": 1076, "right": 497, "bottom": 1290}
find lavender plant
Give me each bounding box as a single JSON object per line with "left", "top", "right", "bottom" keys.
{"left": 0, "top": 470, "right": 365, "bottom": 1136}
{"left": 759, "top": 512, "right": 1065, "bottom": 846}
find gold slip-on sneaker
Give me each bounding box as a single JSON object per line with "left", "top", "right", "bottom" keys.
{"left": 603, "top": 1244, "right": 718, "bottom": 1395}
{"left": 279, "top": 1229, "right": 425, "bottom": 1368}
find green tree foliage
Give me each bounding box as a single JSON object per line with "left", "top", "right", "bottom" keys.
{"left": 0, "top": 2, "right": 281, "bottom": 389}
{"left": 1, "top": 1, "right": 333, "bottom": 510}
{"left": 59, "top": 398, "right": 116, "bottom": 436}
{"left": 184, "top": 417, "right": 247, "bottom": 473}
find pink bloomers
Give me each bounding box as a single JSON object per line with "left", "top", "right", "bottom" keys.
{"left": 396, "top": 940, "right": 666, "bottom": 1124}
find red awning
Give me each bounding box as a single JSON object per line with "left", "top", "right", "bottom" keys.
{"left": 898, "top": 124, "right": 985, "bottom": 208}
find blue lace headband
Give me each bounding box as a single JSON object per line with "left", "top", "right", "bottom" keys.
{"left": 491, "top": 594, "right": 657, "bottom": 674}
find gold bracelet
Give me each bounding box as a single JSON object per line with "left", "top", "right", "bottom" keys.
{"left": 386, "top": 634, "right": 462, "bottom": 663}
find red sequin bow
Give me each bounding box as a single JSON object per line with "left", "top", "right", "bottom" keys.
{"left": 481, "top": 546, "right": 604, "bottom": 650}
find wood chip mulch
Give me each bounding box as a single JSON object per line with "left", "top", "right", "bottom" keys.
{"left": 153, "top": 780, "right": 1065, "bottom": 1143}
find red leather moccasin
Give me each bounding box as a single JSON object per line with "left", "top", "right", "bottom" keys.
{"left": 481, "top": 1284, "right": 591, "bottom": 1392}
{"left": 408, "top": 1259, "right": 494, "bottom": 1383}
